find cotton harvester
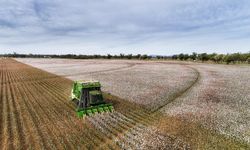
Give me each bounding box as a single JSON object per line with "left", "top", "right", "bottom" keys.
{"left": 71, "top": 80, "right": 114, "bottom": 117}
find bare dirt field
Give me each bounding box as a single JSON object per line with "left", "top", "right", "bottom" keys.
{"left": 1, "top": 58, "right": 249, "bottom": 149}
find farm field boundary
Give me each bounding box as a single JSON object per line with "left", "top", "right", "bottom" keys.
{"left": 1, "top": 58, "right": 248, "bottom": 149}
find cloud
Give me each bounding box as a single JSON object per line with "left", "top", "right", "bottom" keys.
{"left": 0, "top": 0, "right": 250, "bottom": 54}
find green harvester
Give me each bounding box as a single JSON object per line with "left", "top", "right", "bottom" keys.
{"left": 71, "top": 80, "right": 114, "bottom": 118}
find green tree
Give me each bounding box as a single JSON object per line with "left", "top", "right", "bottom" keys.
{"left": 231, "top": 53, "right": 241, "bottom": 63}
{"left": 107, "top": 54, "right": 112, "bottom": 59}
{"left": 190, "top": 52, "right": 197, "bottom": 60}
{"left": 120, "top": 53, "right": 125, "bottom": 59}
{"left": 247, "top": 57, "right": 250, "bottom": 64}
{"left": 208, "top": 53, "right": 217, "bottom": 62}
{"left": 141, "top": 54, "right": 148, "bottom": 60}
{"left": 198, "top": 53, "right": 209, "bottom": 62}
{"left": 135, "top": 54, "right": 141, "bottom": 59}
{"left": 178, "top": 53, "right": 184, "bottom": 60}
{"left": 214, "top": 54, "right": 224, "bottom": 63}
{"left": 183, "top": 54, "right": 189, "bottom": 60}
{"left": 156, "top": 55, "right": 163, "bottom": 59}
{"left": 172, "top": 55, "right": 178, "bottom": 60}
{"left": 127, "top": 54, "right": 132, "bottom": 59}
{"left": 223, "top": 54, "right": 233, "bottom": 64}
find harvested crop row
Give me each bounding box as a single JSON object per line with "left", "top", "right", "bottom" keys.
{"left": 0, "top": 59, "right": 104, "bottom": 149}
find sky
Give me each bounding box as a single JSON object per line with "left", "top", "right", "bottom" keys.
{"left": 0, "top": 0, "right": 250, "bottom": 55}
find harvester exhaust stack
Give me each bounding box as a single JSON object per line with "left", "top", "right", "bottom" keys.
{"left": 71, "top": 80, "right": 114, "bottom": 117}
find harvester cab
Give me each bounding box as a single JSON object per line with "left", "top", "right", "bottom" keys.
{"left": 71, "top": 80, "right": 114, "bottom": 117}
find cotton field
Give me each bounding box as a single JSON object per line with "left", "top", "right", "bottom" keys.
{"left": 14, "top": 58, "right": 250, "bottom": 149}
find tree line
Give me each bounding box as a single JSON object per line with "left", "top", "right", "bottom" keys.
{"left": 172, "top": 52, "right": 250, "bottom": 64}
{"left": 1, "top": 52, "right": 250, "bottom": 64}
{"left": 0, "top": 53, "right": 153, "bottom": 60}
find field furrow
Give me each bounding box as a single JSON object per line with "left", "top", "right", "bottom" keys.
{"left": 26, "top": 82, "right": 74, "bottom": 149}
{"left": 2, "top": 66, "right": 14, "bottom": 150}
{"left": 0, "top": 67, "right": 3, "bottom": 148}
{"left": 11, "top": 82, "right": 40, "bottom": 149}
{"left": 7, "top": 72, "right": 25, "bottom": 149}
{"left": 18, "top": 82, "right": 52, "bottom": 149}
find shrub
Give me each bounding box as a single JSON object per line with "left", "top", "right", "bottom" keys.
{"left": 247, "top": 57, "right": 250, "bottom": 64}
